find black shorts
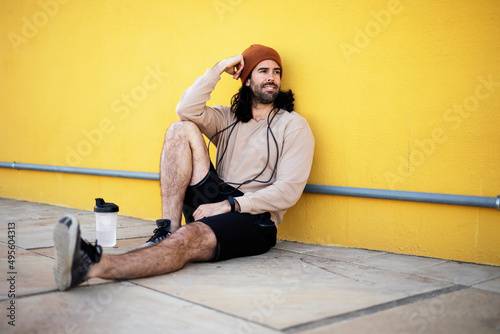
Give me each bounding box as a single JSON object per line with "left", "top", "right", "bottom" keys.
{"left": 183, "top": 163, "right": 277, "bottom": 262}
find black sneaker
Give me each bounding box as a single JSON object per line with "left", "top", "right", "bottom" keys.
{"left": 132, "top": 219, "right": 171, "bottom": 251}
{"left": 53, "top": 215, "right": 102, "bottom": 291}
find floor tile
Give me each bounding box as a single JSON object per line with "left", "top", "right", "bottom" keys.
{"left": 133, "top": 248, "right": 450, "bottom": 330}
{"left": 409, "top": 261, "right": 500, "bottom": 285}
{"left": 70, "top": 214, "right": 155, "bottom": 243}
{"left": 304, "top": 246, "right": 386, "bottom": 262}
{"left": 0, "top": 244, "right": 57, "bottom": 298}
{"left": 0, "top": 218, "right": 59, "bottom": 249}
{"left": 353, "top": 253, "right": 447, "bottom": 273}
{"left": 0, "top": 215, "right": 154, "bottom": 250}
{"left": 30, "top": 247, "right": 55, "bottom": 259}
{"left": 0, "top": 199, "right": 87, "bottom": 224}
{"left": 1, "top": 198, "right": 499, "bottom": 334}
{"left": 0, "top": 282, "right": 282, "bottom": 334}
{"left": 276, "top": 241, "right": 387, "bottom": 263}
{"left": 474, "top": 277, "right": 500, "bottom": 294}
{"left": 300, "top": 288, "right": 500, "bottom": 334}
{"left": 29, "top": 236, "right": 146, "bottom": 259}
{"left": 274, "top": 240, "right": 323, "bottom": 253}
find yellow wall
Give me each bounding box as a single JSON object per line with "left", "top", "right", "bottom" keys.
{"left": 1, "top": 0, "right": 499, "bottom": 265}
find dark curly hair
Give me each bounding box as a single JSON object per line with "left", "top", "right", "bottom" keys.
{"left": 230, "top": 86, "right": 295, "bottom": 123}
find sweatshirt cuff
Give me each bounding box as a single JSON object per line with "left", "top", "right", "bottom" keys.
{"left": 234, "top": 195, "right": 251, "bottom": 213}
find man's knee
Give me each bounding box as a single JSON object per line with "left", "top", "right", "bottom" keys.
{"left": 162, "top": 120, "right": 210, "bottom": 186}
{"left": 176, "top": 222, "right": 215, "bottom": 243}
{"left": 166, "top": 121, "right": 202, "bottom": 141}
{"left": 168, "top": 222, "right": 217, "bottom": 261}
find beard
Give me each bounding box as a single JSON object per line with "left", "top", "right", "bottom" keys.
{"left": 250, "top": 81, "right": 280, "bottom": 104}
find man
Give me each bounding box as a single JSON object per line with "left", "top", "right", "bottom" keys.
{"left": 53, "top": 44, "right": 315, "bottom": 291}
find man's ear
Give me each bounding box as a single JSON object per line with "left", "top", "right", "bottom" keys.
{"left": 245, "top": 79, "right": 250, "bottom": 87}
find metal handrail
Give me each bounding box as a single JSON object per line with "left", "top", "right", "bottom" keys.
{"left": 1, "top": 161, "right": 499, "bottom": 210}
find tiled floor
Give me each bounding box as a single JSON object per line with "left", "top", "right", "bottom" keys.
{"left": 0, "top": 197, "right": 499, "bottom": 333}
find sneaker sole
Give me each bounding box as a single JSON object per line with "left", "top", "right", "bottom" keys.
{"left": 130, "top": 241, "right": 155, "bottom": 252}
{"left": 53, "top": 215, "right": 80, "bottom": 291}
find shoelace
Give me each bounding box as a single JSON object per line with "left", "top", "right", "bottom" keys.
{"left": 149, "top": 227, "right": 171, "bottom": 243}
{"left": 153, "top": 228, "right": 170, "bottom": 241}
{"left": 80, "top": 239, "right": 102, "bottom": 263}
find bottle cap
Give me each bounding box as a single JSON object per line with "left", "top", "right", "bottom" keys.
{"left": 94, "top": 198, "right": 119, "bottom": 213}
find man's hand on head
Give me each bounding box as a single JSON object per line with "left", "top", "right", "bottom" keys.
{"left": 213, "top": 55, "right": 245, "bottom": 80}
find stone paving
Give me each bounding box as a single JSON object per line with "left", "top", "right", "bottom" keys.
{"left": 0, "top": 197, "right": 499, "bottom": 333}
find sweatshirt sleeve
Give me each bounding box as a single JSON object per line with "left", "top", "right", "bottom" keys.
{"left": 235, "top": 117, "right": 315, "bottom": 217}
{"left": 175, "top": 68, "right": 229, "bottom": 142}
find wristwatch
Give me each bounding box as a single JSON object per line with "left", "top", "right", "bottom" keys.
{"left": 227, "top": 196, "right": 235, "bottom": 212}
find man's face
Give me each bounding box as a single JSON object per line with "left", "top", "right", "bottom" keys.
{"left": 245, "top": 60, "right": 281, "bottom": 104}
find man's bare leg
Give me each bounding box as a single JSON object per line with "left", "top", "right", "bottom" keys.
{"left": 83, "top": 121, "right": 216, "bottom": 282}
{"left": 159, "top": 121, "right": 211, "bottom": 232}
{"left": 86, "top": 121, "right": 215, "bottom": 281}
{"left": 54, "top": 120, "right": 216, "bottom": 288}
{"left": 88, "top": 222, "right": 216, "bottom": 280}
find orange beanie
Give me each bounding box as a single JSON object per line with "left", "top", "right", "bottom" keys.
{"left": 240, "top": 44, "right": 282, "bottom": 84}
